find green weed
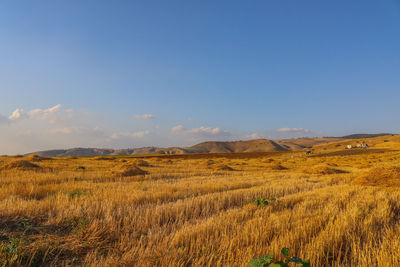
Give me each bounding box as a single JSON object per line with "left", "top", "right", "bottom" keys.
{"left": 248, "top": 247, "right": 310, "bottom": 267}
{"left": 0, "top": 236, "right": 24, "bottom": 266}
{"left": 253, "top": 197, "right": 276, "bottom": 207}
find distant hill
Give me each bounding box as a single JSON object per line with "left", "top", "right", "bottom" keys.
{"left": 341, "top": 133, "right": 393, "bottom": 139}
{"left": 185, "top": 139, "right": 288, "bottom": 153}
{"left": 26, "top": 137, "right": 343, "bottom": 157}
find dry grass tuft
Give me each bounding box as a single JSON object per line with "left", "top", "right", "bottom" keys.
{"left": 206, "top": 159, "right": 215, "bottom": 165}
{"left": 353, "top": 166, "right": 400, "bottom": 186}
{"left": 25, "top": 154, "right": 52, "bottom": 162}
{"left": 215, "top": 164, "right": 235, "bottom": 171}
{"left": 93, "top": 156, "right": 116, "bottom": 160}
{"left": 302, "top": 164, "right": 348, "bottom": 175}
{"left": 134, "top": 159, "right": 151, "bottom": 167}
{"left": 112, "top": 164, "right": 148, "bottom": 177}
{"left": 1, "top": 160, "right": 42, "bottom": 171}
{"left": 270, "top": 163, "right": 288, "bottom": 170}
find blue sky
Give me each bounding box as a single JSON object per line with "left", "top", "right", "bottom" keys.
{"left": 0, "top": 0, "right": 399, "bottom": 154}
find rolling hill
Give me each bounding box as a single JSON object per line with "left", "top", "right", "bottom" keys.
{"left": 26, "top": 137, "right": 344, "bottom": 157}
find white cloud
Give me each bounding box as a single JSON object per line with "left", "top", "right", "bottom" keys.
{"left": 8, "top": 104, "right": 64, "bottom": 123}
{"left": 9, "top": 109, "right": 27, "bottom": 121}
{"left": 135, "top": 114, "right": 155, "bottom": 120}
{"left": 171, "top": 125, "right": 185, "bottom": 133}
{"left": 245, "top": 133, "right": 262, "bottom": 139}
{"left": 171, "top": 125, "right": 231, "bottom": 138}
{"left": 110, "top": 130, "right": 150, "bottom": 140}
{"left": 188, "top": 126, "right": 224, "bottom": 136}
{"left": 276, "top": 128, "right": 311, "bottom": 134}
{"left": 28, "top": 104, "right": 62, "bottom": 123}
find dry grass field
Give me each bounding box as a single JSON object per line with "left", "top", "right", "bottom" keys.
{"left": 1, "top": 136, "right": 400, "bottom": 266}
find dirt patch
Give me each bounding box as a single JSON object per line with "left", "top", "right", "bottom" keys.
{"left": 1, "top": 160, "right": 42, "bottom": 171}
{"left": 352, "top": 166, "right": 400, "bottom": 186}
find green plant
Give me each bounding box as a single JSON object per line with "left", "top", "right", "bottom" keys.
{"left": 76, "top": 166, "right": 86, "bottom": 170}
{"left": 248, "top": 248, "right": 310, "bottom": 267}
{"left": 17, "top": 216, "right": 32, "bottom": 232}
{"left": 71, "top": 207, "right": 89, "bottom": 235}
{"left": 0, "top": 236, "right": 24, "bottom": 266}
{"left": 248, "top": 253, "right": 274, "bottom": 267}
{"left": 253, "top": 197, "right": 276, "bottom": 207}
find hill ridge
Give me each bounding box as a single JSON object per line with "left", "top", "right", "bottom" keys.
{"left": 26, "top": 137, "right": 343, "bottom": 157}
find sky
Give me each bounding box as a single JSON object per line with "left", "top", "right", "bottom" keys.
{"left": 0, "top": 0, "right": 400, "bottom": 154}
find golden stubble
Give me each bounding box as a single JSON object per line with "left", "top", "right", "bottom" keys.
{"left": 0, "top": 146, "right": 399, "bottom": 266}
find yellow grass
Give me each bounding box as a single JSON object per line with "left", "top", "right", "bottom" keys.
{"left": 1, "top": 142, "right": 400, "bottom": 266}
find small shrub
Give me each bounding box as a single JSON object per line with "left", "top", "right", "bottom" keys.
{"left": 76, "top": 166, "right": 86, "bottom": 170}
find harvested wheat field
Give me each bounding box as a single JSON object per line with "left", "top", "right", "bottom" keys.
{"left": 1, "top": 137, "right": 400, "bottom": 266}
